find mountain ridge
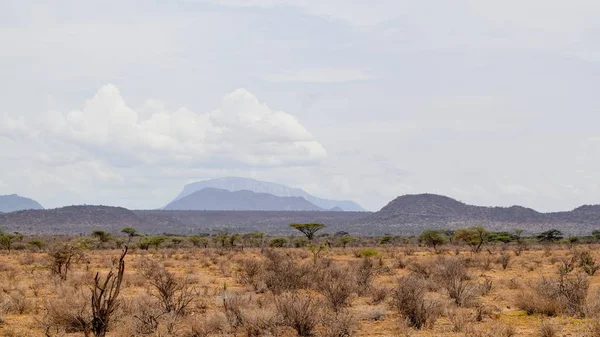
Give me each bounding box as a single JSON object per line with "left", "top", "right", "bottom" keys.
{"left": 164, "top": 188, "right": 327, "bottom": 211}
{"left": 171, "top": 177, "right": 365, "bottom": 211}
{"left": 0, "top": 194, "right": 44, "bottom": 213}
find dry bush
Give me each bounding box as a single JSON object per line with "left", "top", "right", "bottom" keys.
{"left": 517, "top": 273, "right": 589, "bottom": 317}
{"left": 353, "top": 257, "right": 375, "bottom": 295}
{"left": 446, "top": 307, "right": 472, "bottom": 332}
{"left": 321, "top": 310, "right": 358, "bottom": 337}
{"left": 539, "top": 320, "right": 558, "bottom": 337}
{"left": 391, "top": 275, "right": 440, "bottom": 329}
{"left": 370, "top": 284, "right": 391, "bottom": 304}
{"left": 435, "top": 257, "right": 476, "bottom": 306}
{"left": 237, "top": 258, "right": 265, "bottom": 291}
{"left": 407, "top": 260, "right": 433, "bottom": 279}
{"left": 317, "top": 265, "right": 355, "bottom": 312}
{"left": 1, "top": 290, "right": 31, "bottom": 315}
{"left": 576, "top": 250, "right": 600, "bottom": 276}
{"left": 498, "top": 252, "right": 511, "bottom": 270}
{"left": 276, "top": 291, "right": 322, "bottom": 337}
{"left": 186, "top": 312, "right": 229, "bottom": 337}
{"left": 123, "top": 294, "right": 163, "bottom": 335}
{"left": 40, "top": 290, "right": 90, "bottom": 335}
{"left": 144, "top": 262, "right": 196, "bottom": 316}
{"left": 48, "top": 244, "right": 83, "bottom": 281}
{"left": 479, "top": 276, "right": 493, "bottom": 296}
{"left": 263, "top": 250, "right": 312, "bottom": 294}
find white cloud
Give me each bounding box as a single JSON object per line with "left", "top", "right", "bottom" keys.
{"left": 38, "top": 85, "right": 326, "bottom": 167}
{"left": 261, "top": 68, "right": 376, "bottom": 83}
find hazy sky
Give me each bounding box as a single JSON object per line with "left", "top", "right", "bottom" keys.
{"left": 1, "top": 0, "right": 600, "bottom": 211}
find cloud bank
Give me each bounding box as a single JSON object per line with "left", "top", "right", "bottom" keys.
{"left": 40, "top": 85, "right": 326, "bottom": 167}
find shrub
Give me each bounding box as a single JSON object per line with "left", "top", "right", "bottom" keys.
{"left": 269, "top": 238, "right": 288, "bottom": 248}
{"left": 359, "top": 249, "right": 378, "bottom": 258}
{"left": 517, "top": 273, "right": 589, "bottom": 317}
{"left": 276, "top": 291, "right": 321, "bottom": 337}
{"left": 353, "top": 257, "right": 374, "bottom": 295}
{"left": 577, "top": 250, "right": 599, "bottom": 276}
{"left": 498, "top": 252, "right": 511, "bottom": 270}
{"left": 435, "top": 257, "right": 475, "bottom": 306}
{"left": 539, "top": 321, "right": 558, "bottom": 337}
{"left": 391, "top": 275, "right": 440, "bottom": 329}
{"left": 145, "top": 263, "right": 196, "bottom": 316}
{"left": 262, "top": 250, "right": 311, "bottom": 293}
{"left": 317, "top": 266, "right": 355, "bottom": 312}
{"left": 321, "top": 310, "right": 357, "bottom": 337}
{"left": 48, "top": 244, "right": 82, "bottom": 281}
{"left": 237, "top": 258, "right": 265, "bottom": 292}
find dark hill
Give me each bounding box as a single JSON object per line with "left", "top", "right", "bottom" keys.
{"left": 0, "top": 194, "right": 43, "bottom": 213}
{"left": 164, "top": 188, "right": 325, "bottom": 211}
{"left": 364, "top": 193, "right": 600, "bottom": 234}
{"left": 0, "top": 205, "right": 145, "bottom": 234}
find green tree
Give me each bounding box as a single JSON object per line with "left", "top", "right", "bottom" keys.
{"left": 269, "top": 238, "right": 288, "bottom": 248}
{"left": 28, "top": 238, "right": 46, "bottom": 250}
{"left": 338, "top": 235, "right": 356, "bottom": 249}
{"left": 455, "top": 226, "right": 488, "bottom": 253}
{"left": 92, "top": 230, "right": 112, "bottom": 243}
{"left": 537, "top": 229, "right": 563, "bottom": 243}
{"left": 0, "top": 232, "right": 17, "bottom": 251}
{"left": 289, "top": 223, "right": 326, "bottom": 241}
{"left": 380, "top": 234, "right": 394, "bottom": 245}
{"left": 189, "top": 235, "right": 209, "bottom": 248}
{"left": 121, "top": 227, "right": 139, "bottom": 242}
{"left": 418, "top": 230, "right": 446, "bottom": 253}
{"left": 592, "top": 230, "right": 600, "bottom": 241}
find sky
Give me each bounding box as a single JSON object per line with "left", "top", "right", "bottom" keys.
{"left": 1, "top": 0, "right": 600, "bottom": 212}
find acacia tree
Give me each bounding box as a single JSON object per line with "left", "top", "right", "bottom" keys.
{"left": 455, "top": 226, "right": 488, "bottom": 253}
{"left": 418, "top": 230, "right": 446, "bottom": 253}
{"left": 289, "top": 223, "right": 326, "bottom": 241}
{"left": 121, "top": 227, "right": 138, "bottom": 242}
{"left": 537, "top": 229, "right": 563, "bottom": 243}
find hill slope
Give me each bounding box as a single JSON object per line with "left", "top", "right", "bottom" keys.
{"left": 171, "top": 177, "right": 365, "bottom": 211}
{"left": 0, "top": 194, "right": 44, "bottom": 213}
{"left": 0, "top": 205, "right": 148, "bottom": 234}
{"left": 164, "top": 188, "right": 325, "bottom": 211}
{"left": 365, "top": 193, "right": 600, "bottom": 234}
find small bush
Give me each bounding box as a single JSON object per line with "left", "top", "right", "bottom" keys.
{"left": 391, "top": 275, "right": 440, "bottom": 329}
{"left": 276, "top": 291, "right": 321, "bottom": 337}
{"left": 539, "top": 321, "right": 557, "bottom": 337}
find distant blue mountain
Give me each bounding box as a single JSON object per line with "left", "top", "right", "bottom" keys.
{"left": 0, "top": 194, "right": 44, "bottom": 213}
{"left": 170, "top": 177, "right": 365, "bottom": 211}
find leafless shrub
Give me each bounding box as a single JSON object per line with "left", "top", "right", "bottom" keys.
{"left": 577, "top": 250, "right": 600, "bottom": 276}
{"left": 145, "top": 263, "right": 196, "bottom": 316}
{"left": 370, "top": 284, "right": 391, "bottom": 304}
{"left": 391, "top": 275, "right": 440, "bottom": 329}
{"left": 186, "top": 313, "right": 229, "bottom": 337}
{"left": 1, "top": 290, "right": 31, "bottom": 315}
{"left": 237, "top": 258, "right": 265, "bottom": 291}
{"left": 408, "top": 260, "right": 432, "bottom": 279}
{"left": 446, "top": 307, "right": 472, "bottom": 332}
{"left": 517, "top": 273, "right": 589, "bottom": 317}
{"left": 479, "top": 276, "right": 493, "bottom": 296}
{"left": 321, "top": 310, "right": 357, "bottom": 337}
{"left": 557, "top": 256, "right": 576, "bottom": 275}
{"left": 48, "top": 244, "right": 82, "bottom": 281}
{"left": 435, "top": 257, "right": 475, "bottom": 306}
{"left": 498, "top": 252, "right": 511, "bottom": 270}
{"left": 353, "top": 257, "right": 374, "bottom": 295}
{"left": 539, "top": 320, "right": 558, "bottom": 337}
{"left": 263, "top": 250, "right": 311, "bottom": 294}
{"left": 317, "top": 266, "right": 354, "bottom": 312}
{"left": 276, "top": 291, "right": 321, "bottom": 337}
{"left": 41, "top": 290, "right": 90, "bottom": 335}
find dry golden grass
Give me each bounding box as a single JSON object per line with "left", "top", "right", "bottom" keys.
{"left": 0, "top": 242, "right": 600, "bottom": 336}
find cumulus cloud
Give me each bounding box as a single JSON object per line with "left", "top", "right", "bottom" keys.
{"left": 41, "top": 85, "right": 326, "bottom": 167}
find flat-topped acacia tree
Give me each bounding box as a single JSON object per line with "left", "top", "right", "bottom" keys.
{"left": 289, "top": 223, "right": 326, "bottom": 241}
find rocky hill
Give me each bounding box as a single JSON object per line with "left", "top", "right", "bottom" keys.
{"left": 164, "top": 188, "right": 325, "bottom": 211}
{"left": 170, "top": 177, "right": 365, "bottom": 211}
{"left": 364, "top": 193, "right": 600, "bottom": 234}
{"left": 0, "top": 194, "right": 44, "bottom": 213}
